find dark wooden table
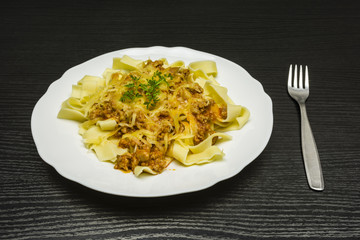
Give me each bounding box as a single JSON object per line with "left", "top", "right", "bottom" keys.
{"left": 1, "top": 0, "right": 359, "bottom": 239}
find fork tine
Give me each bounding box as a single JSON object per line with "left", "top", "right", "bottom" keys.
{"left": 288, "top": 64, "right": 293, "bottom": 87}
{"left": 294, "top": 65, "right": 298, "bottom": 88}
{"left": 299, "top": 65, "right": 303, "bottom": 89}
{"left": 305, "top": 65, "right": 309, "bottom": 89}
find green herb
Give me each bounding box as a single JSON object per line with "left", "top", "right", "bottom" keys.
{"left": 140, "top": 79, "right": 161, "bottom": 109}
{"left": 130, "top": 75, "right": 140, "bottom": 81}
{"left": 165, "top": 73, "right": 173, "bottom": 80}
{"left": 153, "top": 70, "right": 170, "bottom": 86}
{"left": 120, "top": 74, "right": 142, "bottom": 103}
{"left": 120, "top": 71, "right": 173, "bottom": 109}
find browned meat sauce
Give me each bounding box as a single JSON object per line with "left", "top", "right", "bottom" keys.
{"left": 87, "top": 60, "right": 226, "bottom": 174}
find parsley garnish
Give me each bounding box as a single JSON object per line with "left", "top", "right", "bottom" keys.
{"left": 120, "top": 71, "right": 172, "bottom": 109}
{"left": 120, "top": 74, "right": 142, "bottom": 103}
{"left": 140, "top": 79, "right": 161, "bottom": 109}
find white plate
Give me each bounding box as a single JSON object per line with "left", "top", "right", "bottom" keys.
{"left": 31, "top": 46, "right": 273, "bottom": 197}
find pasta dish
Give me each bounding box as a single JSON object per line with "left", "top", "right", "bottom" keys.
{"left": 57, "top": 56, "right": 250, "bottom": 176}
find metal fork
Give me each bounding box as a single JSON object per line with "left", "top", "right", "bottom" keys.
{"left": 287, "top": 65, "right": 324, "bottom": 191}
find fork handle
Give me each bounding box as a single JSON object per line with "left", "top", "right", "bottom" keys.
{"left": 299, "top": 103, "right": 324, "bottom": 191}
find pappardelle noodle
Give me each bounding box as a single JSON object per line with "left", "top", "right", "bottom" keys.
{"left": 57, "top": 56, "right": 250, "bottom": 176}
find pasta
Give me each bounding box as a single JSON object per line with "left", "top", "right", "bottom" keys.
{"left": 57, "top": 56, "right": 250, "bottom": 176}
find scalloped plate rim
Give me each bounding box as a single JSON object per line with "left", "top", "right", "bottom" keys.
{"left": 31, "top": 46, "right": 273, "bottom": 197}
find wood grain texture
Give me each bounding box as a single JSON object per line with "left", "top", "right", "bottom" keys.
{"left": 1, "top": 0, "right": 359, "bottom": 239}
